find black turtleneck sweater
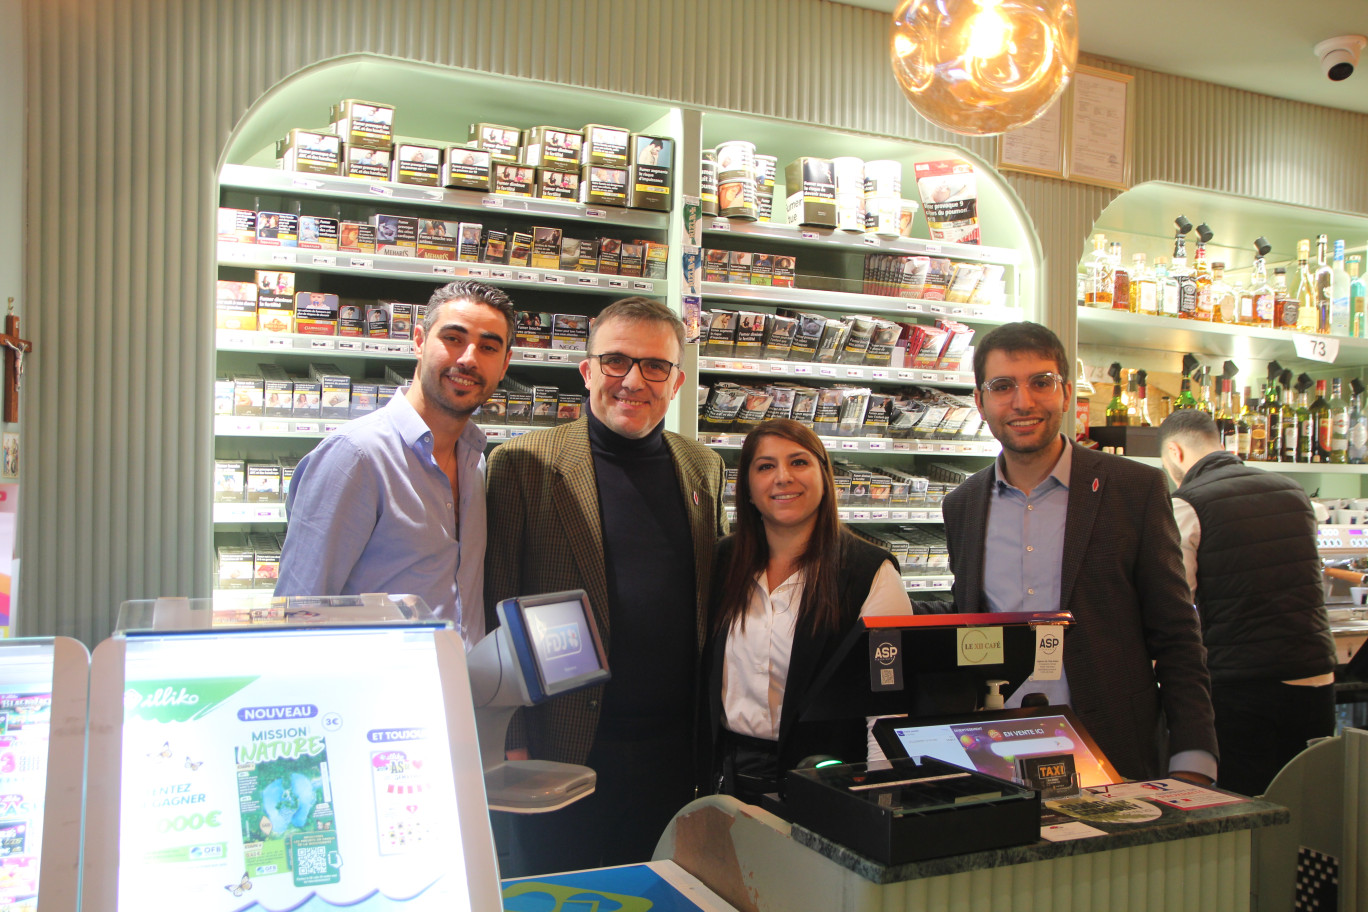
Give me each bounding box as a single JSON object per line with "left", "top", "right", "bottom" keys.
{"left": 587, "top": 406, "right": 697, "bottom": 738}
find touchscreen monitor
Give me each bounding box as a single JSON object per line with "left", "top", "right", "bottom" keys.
{"left": 498, "top": 590, "right": 609, "bottom": 703}
{"left": 873, "top": 705, "right": 1122, "bottom": 788}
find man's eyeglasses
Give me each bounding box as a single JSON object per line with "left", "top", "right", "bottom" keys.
{"left": 590, "top": 353, "right": 679, "bottom": 383}
{"left": 980, "top": 371, "right": 1065, "bottom": 399}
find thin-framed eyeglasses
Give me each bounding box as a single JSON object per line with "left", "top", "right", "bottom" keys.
{"left": 590, "top": 353, "right": 679, "bottom": 382}
{"left": 980, "top": 371, "right": 1065, "bottom": 399}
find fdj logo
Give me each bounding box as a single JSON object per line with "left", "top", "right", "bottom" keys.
{"left": 538, "top": 624, "right": 582, "bottom": 659}
{"left": 874, "top": 643, "right": 899, "bottom": 665}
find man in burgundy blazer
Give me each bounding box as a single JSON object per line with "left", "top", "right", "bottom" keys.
{"left": 940, "top": 323, "right": 1218, "bottom": 783}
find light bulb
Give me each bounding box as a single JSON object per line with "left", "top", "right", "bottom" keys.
{"left": 890, "top": 0, "right": 1078, "bottom": 136}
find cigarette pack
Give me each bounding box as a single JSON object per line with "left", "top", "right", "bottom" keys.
{"left": 297, "top": 216, "right": 338, "bottom": 250}
{"left": 338, "top": 220, "right": 376, "bottom": 253}
{"left": 945, "top": 262, "right": 985, "bottom": 304}
{"left": 215, "top": 376, "right": 235, "bottom": 415}
{"left": 537, "top": 168, "right": 579, "bottom": 201}
{"left": 922, "top": 258, "right": 952, "bottom": 302}
{"left": 415, "top": 219, "right": 457, "bottom": 260}
{"left": 217, "top": 536, "right": 253, "bottom": 588}
{"left": 292, "top": 378, "right": 321, "bottom": 417}
{"left": 250, "top": 533, "right": 281, "bottom": 588}
{"left": 576, "top": 238, "right": 601, "bottom": 273}
{"left": 457, "top": 222, "right": 483, "bottom": 262}
{"left": 580, "top": 124, "right": 630, "bottom": 167}
{"left": 643, "top": 241, "right": 669, "bottom": 279}
{"left": 704, "top": 249, "right": 730, "bottom": 283}
{"left": 701, "top": 384, "right": 747, "bottom": 429}
{"left": 771, "top": 254, "right": 797, "bottom": 288}
{"left": 214, "top": 460, "right": 245, "bottom": 503}
{"left": 791, "top": 386, "right": 819, "bottom": 426}
{"left": 385, "top": 302, "right": 414, "bottom": 340}
{"left": 469, "top": 123, "right": 522, "bottom": 161}
{"left": 373, "top": 214, "right": 418, "bottom": 257}
{"left": 597, "top": 238, "right": 621, "bottom": 274}
{"left": 233, "top": 372, "right": 265, "bottom": 416}
{"left": 254, "top": 270, "right": 295, "bottom": 325}
{"left": 815, "top": 320, "right": 850, "bottom": 364}
{"left": 935, "top": 320, "right": 975, "bottom": 370}
{"left": 618, "top": 242, "right": 644, "bottom": 277}
{"left": 442, "top": 145, "right": 492, "bottom": 191}
{"left": 630, "top": 134, "right": 673, "bottom": 210}
{"left": 749, "top": 253, "right": 773, "bottom": 286}
{"left": 246, "top": 460, "right": 283, "bottom": 503}
{"left": 482, "top": 390, "right": 507, "bottom": 423}
{"left": 784, "top": 158, "right": 837, "bottom": 228}
{"left": 365, "top": 304, "right": 390, "bottom": 337}
{"left": 838, "top": 317, "right": 874, "bottom": 365}
{"left": 216, "top": 280, "right": 258, "bottom": 331}
{"left": 734, "top": 312, "right": 767, "bottom": 357}
{"left": 580, "top": 165, "right": 628, "bottom": 208}
{"left": 551, "top": 313, "right": 589, "bottom": 351}
{"left": 412, "top": 304, "right": 428, "bottom": 336}
{"left": 331, "top": 99, "right": 395, "bottom": 150}
{"left": 557, "top": 393, "right": 583, "bottom": 422}
{"left": 311, "top": 363, "right": 352, "bottom": 419}
{"left": 505, "top": 388, "right": 533, "bottom": 425}
{"left": 911, "top": 325, "right": 951, "bottom": 369}
{"left": 277, "top": 129, "right": 342, "bottom": 175}
{"left": 278, "top": 456, "right": 300, "bottom": 499}
{"left": 704, "top": 311, "right": 738, "bottom": 358}
{"left": 762, "top": 315, "right": 797, "bottom": 360}
{"left": 350, "top": 382, "right": 378, "bottom": 419}
{"left": 337, "top": 301, "right": 366, "bottom": 338}
{"left": 295, "top": 292, "right": 339, "bottom": 336}
{"left": 508, "top": 231, "right": 533, "bottom": 267}
{"left": 701, "top": 158, "right": 718, "bottom": 215}
{"left": 765, "top": 385, "right": 797, "bottom": 420}
{"left": 812, "top": 388, "right": 844, "bottom": 434}
{"left": 522, "top": 127, "right": 583, "bottom": 172}
{"left": 515, "top": 312, "right": 552, "bottom": 349}
{"left": 532, "top": 386, "right": 560, "bottom": 426}
{"left": 864, "top": 320, "right": 902, "bottom": 367}
{"left": 218, "top": 208, "right": 257, "bottom": 243}
{"left": 531, "top": 227, "right": 563, "bottom": 270}
{"left": 735, "top": 388, "right": 776, "bottom": 432}
{"left": 392, "top": 143, "right": 442, "bottom": 186}
{"left": 480, "top": 227, "right": 509, "bottom": 264}
{"left": 727, "top": 250, "right": 752, "bottom": 284}
{"left": 255, "top": 211, "right": 298, "bottom": 247}
{"left": 343, "top": 143, "right": 392, "bottom": 181}
{"left": 783, "top": 311, "right": 826, "bottom": 362}
{"left": 560, "top": 237, "right": 582, "bottom": 272}
{"left": 493, "top": 162, "right": 536, "bottom": 197}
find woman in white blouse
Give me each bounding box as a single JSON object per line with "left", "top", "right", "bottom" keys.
{"left": 703, "top": 419, "right": 912, "bottom": 804}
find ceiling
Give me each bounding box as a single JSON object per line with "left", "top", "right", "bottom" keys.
{"left": 840, "top": 0, "right": 1368, "bottom": 116}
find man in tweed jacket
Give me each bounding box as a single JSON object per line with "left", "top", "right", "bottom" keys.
{"left": 485, "top": 298, "right": 727, "bottom": 874}
{"left": 941, "top": 322, "right": 1218, "bottom": 784}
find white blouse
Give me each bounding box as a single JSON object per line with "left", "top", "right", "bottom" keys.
{"left": 721, "top": 560, "right": 911, "bottom": 740}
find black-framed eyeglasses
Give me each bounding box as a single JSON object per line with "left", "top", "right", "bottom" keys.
{"left": 590, "top": 353, "right": 678, "bottom": 382}
{"left": 980, "top": 371, "right": 1065, "bottom": 399}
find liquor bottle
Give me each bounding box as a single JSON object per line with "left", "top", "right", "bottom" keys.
{"left": 1135, "top": 369, "right": 1154, "bottom": 426}
{"left": 1295, "top": 240, "right": 1319, "bottom": 334}
{"left": 1248, "top": 239, "right": 1274, "bottom": 327}
{"left": 1083, "top": 235, "right": 1112, "bottom": 307}
{"left": 1350, "top": 255, "right": 1367, "bottom": 337}
{"left": 1211, "top": 262, "right": 1238, "bottom": 324}
{"left": 1247, "top": 386, "right": 1269, "bottom": 462}
{"left": 1158, "top": 396, "right": 1173, "bottom": 423}
{"left": 1309, "top": 379, "right": 1329, "bottom": 463}
{"left": 1175, "top": 355, "right": 1199, "bottom": 411}
{"left": 1110, "top": 241, "right": 1130, "bottom": 311}
{"left": 1331, "top": 240, "right": 1351, "bottom": 336}
{"left": 1350, "top": 378, "right": 1368, "bottom": 464}
{"left": 1314, "top": 234, "right": 1333, "bottom": 334}
{"left": 1296, "top": 374, "right": 1315, "bottom": 464}
{"left": 1329, "top": 377, "right": 1350, "bottom": 463}
{"left": 1192, "top": 237, "right": 1214, "bottom": 321}
{"left": 1272, "top": 266, "right": 1296, "bottom": 330}
{"left": 1105, "top": 362, "right": 1128, "bottom": 426}
{"left": 1156, "top": 256, "right": 1180, "bottom": 317}
{"left": 1173, "top": 232, "right": 1197, "bottom": 319}
{"left": 1235, "top": 386, "right": 1252, "bottom": 459}
{"left": 1280, "top": 377, "right": 1299, "bottom": 463}
{"left": 1198, "top": 368, "right": 1215, "bottom": 416}
{"left": 1262, "top": 372, "right": 1282, "bottom": 462}
{"left": 1215, "top": 379, "right": 1237, "bottom": 456}
{"left": 1132, "top": 253, "right": 1157, "bottom": 315}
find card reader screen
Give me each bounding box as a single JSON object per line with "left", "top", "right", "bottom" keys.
{"left": 524, "top": 598, "right": 601, "bottom": 688}
{"left": 888, "top": 713, "right": 1114, "bottom": 787}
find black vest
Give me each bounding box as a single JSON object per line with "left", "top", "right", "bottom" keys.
{"left": 1173, "top": 451, "right": 1335, "bottom": 683}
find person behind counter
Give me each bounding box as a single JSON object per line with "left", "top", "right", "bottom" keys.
{"left": 705, "top": 419, "right": 912, "bottom": 804}
{"left": 1158, "top": 408, "right": 1336, "bottom": 796}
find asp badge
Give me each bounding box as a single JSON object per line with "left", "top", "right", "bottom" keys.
{"left": 869, "top": 629, "right": 903, "bottom": 691}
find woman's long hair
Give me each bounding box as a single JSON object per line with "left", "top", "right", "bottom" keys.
{"left": 714, "top": 419, "right": 844, "bottom": 638}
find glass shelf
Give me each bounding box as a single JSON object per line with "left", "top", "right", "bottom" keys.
{"left": 696, "top": 356, "right": 975, "bottom": 389}
{"left": 702, "top": 281, "right": 1020, "bottom": 325}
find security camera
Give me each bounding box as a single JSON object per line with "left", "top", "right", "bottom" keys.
{"left": 1314, "top": 35, "right": 1366, "bottom": 81}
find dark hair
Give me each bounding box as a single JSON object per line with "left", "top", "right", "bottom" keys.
{"left": 972, "top": 322, "right": 1070, "bottom": 389}
{"left": 425, "top": 280, "right": 516, "bottom": 350}
{"left": 589, "top": 296, "right": 685, "bottom": 357}
{"left": 714, "top": 419, "right": 845, "bottom": 638}
{"left": 1158, "top": 408, "right": 1221, "bottom": 448}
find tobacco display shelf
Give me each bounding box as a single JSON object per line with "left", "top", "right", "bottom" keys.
{"left": 215, "top": 416, "right": 560, "bottom": 442}
{"left": 701, "top": 217, "right": 1025, "bottom": 265}
{"left": 904, "top": 575, "right": 953, "bottom": 593}
{"left": 219, "top": 243, "right": 663, "bottom": 298}
{"left": 1077, "top": 308, "right": 1368, "bottom": 367}
{"left": 701, "top": 282, "right": 1020, "bottom": 326}
{"left": 215, "top": 503, "right": 287, "bottom": 524}
{"left": 221, "top": 163, "right": 672, "bottom": 232}
{"left": 216, "top": 330, "right": 587, "bottom": 369}
{"left": 701, "top": 433, "right": 999, "bottom": 457}
{"left": 724, "top": 506, "right": 946, "bottom": 524}
{"left": 1126, "top": 454, "right": 1368, "bottom": 475}
{"left": 697, "top": 356, "right": 976, "bottom": 390}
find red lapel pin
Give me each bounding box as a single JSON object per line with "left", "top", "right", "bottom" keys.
{"left": 693, "top": 491, "right": 699, "bottom": 505}
{"left": 1092, "top": 478, "right": 1100, "bottom": 493}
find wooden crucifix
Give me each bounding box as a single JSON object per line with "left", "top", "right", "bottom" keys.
{"left": 1, "top": 299, "right": 32, "bottom": 424}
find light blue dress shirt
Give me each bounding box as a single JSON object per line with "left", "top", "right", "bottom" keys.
{"left": 275, "top": 394, "right": 489, "bottom": 645}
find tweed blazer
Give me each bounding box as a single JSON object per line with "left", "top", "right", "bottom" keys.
{"left": 483, "top": 417, "right": 728, "bottom": 765}
{"left": 941, "top": 441, "right": 1218, "bottom": 781}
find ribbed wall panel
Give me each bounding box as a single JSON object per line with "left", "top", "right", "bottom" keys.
{"left": 21, "top": 0, "right": 1368, "bottom": 643}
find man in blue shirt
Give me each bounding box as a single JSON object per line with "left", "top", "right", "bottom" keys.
{"left": 938, "top": 322, "right": 1219, "bottom": 784}
{"left": 276, "top": 281, "right": 515, "bottom": 646}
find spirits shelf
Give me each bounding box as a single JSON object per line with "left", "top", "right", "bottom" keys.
{"left": 220, "top": 164, "right": 671, "bottom": 232}
{"left": 215, "top": 415, "right": 557, "bottom": 442}
{"left": 216, "top": 330, "right": 586, "bottom": 368}
{"left": 696, "top": 356, "right": 975, "bottom": 389}
{"left": 701, "top": 218, "right": 1025, "bottom": 265}
{"left": 1127, "top": 454, "right": 1368, "bottom": 474}
{"left": 700, "top": 432, "right": 999, "bottom": 457}
{"left": 725, "top": 506, "right": 945, "bottom": 524}
{"left": 703, "top": 282, "right": 1019, "bottom": 325}
{"left": 214, "top": 503, "right": 287, "bottom": 523}
{"left": 219, "top": 242, "right": 662, "bottom": 296}
{"left": 904, "top": 575, "right": 953, "bottom": 593}
{"left": 1077, "top": 307, "right": 1368, "bottom": 366}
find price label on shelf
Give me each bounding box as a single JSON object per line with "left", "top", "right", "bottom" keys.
{"left": 892, "top": 441, "right": 912, "bottom": 452}
{"left": 738, "top": 362, "right": 758, "bottom": 371}
{"left": 262, "top": 336, "right": 289, "bottom": 350}
{"left": 466, "top": 266, "right": 489, "bottom": 278}
{"left": 608, "top": 278, "right": 629, "bottom": 289}
{"left": 840, "top": 440, "right": 859, "bottom": 450}
{"left": 336, "top": 338, "right": 362, "bottom": 352}
{"left": 485, "top": 428, "right": 507, "bottom": 440}
{"left": 1294, "top": 334, "right": 1340, "bottom": 363}
{"left": 871, "top": 510, "right": 889, "bottom": 520}
{"left": 490, "top": 268, "right": 513, "bottom": 280}
{"left": 819, "top": 366, "right": 837, "bottom": 377}
{"left": 363, "top": 341, "right": 386, "bottom": 353}
{"left": 252, "top": 507, "right": 282, "bottom": 521}
{"left": 432, "top": 264, "right": 456, "bottom": 276}
{"left": 871, "top": 369, "right": 891, "bottom": 380}
{"left": 632, "top": 281, "right": 653, "bottom": 292}
{"left": 481, "top": 196, "right": 504, "bottom": 209}
{"left": 311, "top": 255, "right": 337, "bottom": 268}
{"left": 920, "top": 372, "right": 940, "bottom": 382}
{"left": 801, "top": 231, "right": 820, "bottom": 240}
{"left": 350, "top": 258, "right": 373, "bottom": 270}
{"left": 950, "top": 306, "right": 966, "bottom": 316}
{"left": 547, "top": 351, "right": 570, "bottom": 363}
{"left": 322, "top": 422, "right": 347, "bottom": 434}
{"left": 577, "top": 275, "right": 601, "bottom": 286}
{"left": 846, "top": 368, "right": 863, "bottom": 378}
{"left": 862, "top": 235, "right": 880, "bottom": 247}
{"left": 516, "top": 272, "right": 537, "bottom": 283}
{"left": 769, "top": 363, "right": 786, "bottom": 372}
{"left": 585, "top": 208, "right": 607, "bottom": 219}
{"left": 939, "top": 443, "right": 957, "bottom": 453}
{"left": 850, "top": 510, "right": 871, "bottom": 520}
{"left": 794, "top": 365, "right": 814, "bottom": 374}
{"left": 292, "top": 422, "right": 320, "bottom": 434}
{"left": 709, "top": 436, "right": 730, "bottom": 446}
{"left": 905, "top": 302, "right": 923, "bottom": 313}
{"left": 927, "top": 304, "right": 947, "bottom": 315}
{"left": 521, "top": 350, "right": 544, "bottom": 362}
{"left": 422, "top": 189, "right": 445, "bottom": 201}
{"left": 543, "top": 274, "right": 566, "bottom": 285}
{"left": 270, "top": 250, "right": 295, "bottom": 264}
{"left": 891, "top": 510, "right": 910, "bottom": 521}
{"left": 387, "top": 342, "right": 410, "bottom": 354}
{"left": 906, "top": 579, "right": 925, "bottom": 590}
{"left": 923, "top": 244, "right": 942, "bottom": 254}
{"left": 710, "top": 219, "right": 731, "bottom": 232}
{"left": 291, "top": 177, "right": 324, "bottom": 190}
{"left": 959, "top": 443, "right": 977, "bottom": 453}
{"left": 259, "top": 420, "right": 289, "bottom": 434}
{"left": 897, "top": 369, "right": 916, "bottom": 381}
{"left": 868, "top": 440, "right": 888, "bottom": 450}
{"left": 309, "top": 338, "right": 335, "bottom": 351}
{"left": 368, "top": 184, "right": 393, "bottom": 197}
